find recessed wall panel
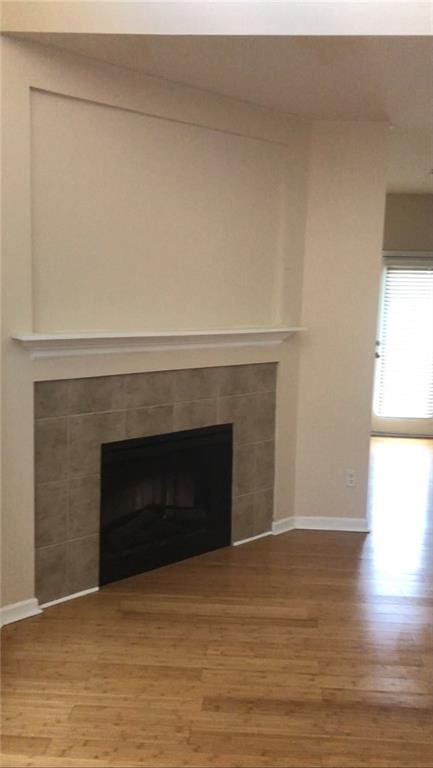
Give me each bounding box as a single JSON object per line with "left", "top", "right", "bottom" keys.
{"left": 31, "top": 90, "right": 287, "bottom": 332}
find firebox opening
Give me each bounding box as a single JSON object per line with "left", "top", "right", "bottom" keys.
{"left": 100, "top": 424, "right": 232, "bottom": 586}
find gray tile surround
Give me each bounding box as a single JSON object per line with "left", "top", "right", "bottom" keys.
{"left": 34, "top": 364, "right": 277, "bottom": 604}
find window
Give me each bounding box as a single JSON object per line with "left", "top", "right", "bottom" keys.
{"left": 374, "top": 260, "right": 433, "bottom": 419}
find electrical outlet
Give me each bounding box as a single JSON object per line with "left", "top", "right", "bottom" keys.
{"left": 345, "top": 469, "right": 356, "bottom": 488}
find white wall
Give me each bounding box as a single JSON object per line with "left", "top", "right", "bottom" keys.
{"left": 31, "top": 89, "right": 292, "bottom": 333}
{"left": 1, "top": 37, "right": 309, "bottom": 606}
{"left": 1, "top": 37, "right": 388, "bottom": 608}
{"left": 293, "top": 121, "right": 387, "bottom": 524}
{"left": 2, "top": 1, "right": 430, "bottom": 36}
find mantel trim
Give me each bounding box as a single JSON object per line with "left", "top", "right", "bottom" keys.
{"left": 12, "top": 327, "right": 305, "bottom": 358}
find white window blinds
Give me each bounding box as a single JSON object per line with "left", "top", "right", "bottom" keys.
{"left": 375, "top": 263, "right": 433, "bottom": 419}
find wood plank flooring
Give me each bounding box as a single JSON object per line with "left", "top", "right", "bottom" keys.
{"left": 1, "top": 437, "right": 432, "bottom": 767}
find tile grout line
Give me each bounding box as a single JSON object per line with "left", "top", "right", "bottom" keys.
{"left": 34, "top": 387, "right": 277, "bottom": 421}
{"left": 36, "top": 531, "right": 100, "bottom": 553}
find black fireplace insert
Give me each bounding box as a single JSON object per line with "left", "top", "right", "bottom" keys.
{"left": 99, "top": 424, "right": 232, "bottom": 586}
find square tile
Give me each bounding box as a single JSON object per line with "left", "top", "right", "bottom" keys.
{"left": 69, "top": 475, "right": 100, "bottom": 538}
{"left": 233, "top": 445, "right": 256, "bottom": 496}
{"left": 219, "top": 392, "right": 275, "bottom": 444}
{"left": 231, "top": 494, "right": 256, "bottom": 542}
{"left": 248, "top": 363, "right": 277, "bottom": 393}
{"left": 35, "top": 481, "right": 68, "bottom": 548}
{"left": 35, "top": 380, "right": 70, "bottom": 419}
{"left": 69, "top": 376, "right": 125, "bottom": 415}
{"left": 68, "top": 412, "right": 125, "bottom": 476}
{"left": 253, "top": 391, "right": 276, "bottom": 442}
{"left": 174, "top": 368, "right": 220, "bottom": 402}
{"left": 173, "top": 399, "right": 217, "bottom": 431}
{"left": 36, "top": 543, "right": 68, "bottom": 604}
{"left": 218, "top": 366, "right": 252, "bottom": 396}
{"left": 255, "top": 441, "right": 275, "bottom": 490}
{"left": 35, "top": 418, "right": 68, "bottom": 483}
{"left": 125, "top": 405, "right": 173, "bottom": 440}
{"left": 66, "top": 535, "right": 99, "bottom": 594}
{"left": 254, "top": 489, "right": 274, "bottom": 535}
{"left": 124, "top": 371, "right": 174, "bottom": 408}
{"left": 218, "top": 394, "right": 252, "bottom": 444}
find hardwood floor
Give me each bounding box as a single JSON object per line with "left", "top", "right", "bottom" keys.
{"left": 1, "top": 437, "right": 432, "bottom": 767}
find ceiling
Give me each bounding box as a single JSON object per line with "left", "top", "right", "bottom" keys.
{"left": 15, "top": 33, "right": 433, "bottom": 193}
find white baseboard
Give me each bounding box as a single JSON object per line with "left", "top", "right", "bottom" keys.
{"left": 1, "top": 588, "right": 100, "bottom": 626}
{"left": 235, "top": 515, "right": 368, "bottom": 544}
{"left": 233, "top": 531, "right": 272, "bottom": 546}
{"left": 272, "top": 517, "right": 295, "bottom": 534}
{"left": 40, "top": 586, "right": 99, "bottom": 609}
{"left": 273, "top": 516, "right": 369, "bottom": 534}
{"left": 0, "top": 598, "right": 42, "bottom": 627}
{"left": 295, "top": 516, "right": 369, "bottom": 532}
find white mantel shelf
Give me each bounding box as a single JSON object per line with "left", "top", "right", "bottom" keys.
{"left": 12, "top": 327, "right": 305, "bottom": 358}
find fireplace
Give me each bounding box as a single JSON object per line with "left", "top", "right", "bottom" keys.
{"left": 34, "top": 364, "right": 276, "bottom": 604}
{"left": 100, "top": 424, "right": 233, "bottom": 585}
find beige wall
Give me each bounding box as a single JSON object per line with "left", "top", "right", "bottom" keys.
{"left": 1, "top": 36, "right": 388, "bottom": 608}
{"left": 31, "top": 89, "right": 293, "bottom": 333}
{"left": 383, "top": 194, "right": 433, "bottom": 251}
{"left": 1, "top": 37, "right": 309, "bottom": 606}
{"left": 293, "top": 121, "right": 387, "bottom": 524}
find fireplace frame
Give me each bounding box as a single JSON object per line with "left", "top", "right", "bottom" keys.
{"left": 33, "top": 364, "right": 276, "bottom": 604}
